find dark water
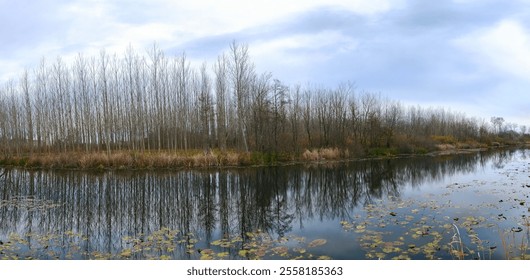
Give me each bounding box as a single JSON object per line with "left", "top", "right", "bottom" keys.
{"left": 1, "top": 149, "right": 529, "bottom": 260}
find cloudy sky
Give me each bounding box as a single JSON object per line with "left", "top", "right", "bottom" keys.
{"left": 1, "top": 0, "right": 529, "bottom": 126}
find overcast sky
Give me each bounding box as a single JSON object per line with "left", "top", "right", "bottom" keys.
{"left": 1, "top": 0, "right": 529, "bottom": 126}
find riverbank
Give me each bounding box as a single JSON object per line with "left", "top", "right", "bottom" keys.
{"left": 1, "top": 142, "right": 526, "bottom": 171}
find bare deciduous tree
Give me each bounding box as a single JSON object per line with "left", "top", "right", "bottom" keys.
{"left": 0, "top": 43, "right": 521, "bottom": 161}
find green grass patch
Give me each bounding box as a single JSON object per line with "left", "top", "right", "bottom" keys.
{"left": 250, "top": 152, "right": 291, "bottom": 165}
{"left": 368, "top": 147, "right": 399, "bottom": 157}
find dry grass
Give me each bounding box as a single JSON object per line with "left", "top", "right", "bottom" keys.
{"left": 431, "top": 135, "right": 457, "bottom": 145}
{"left": 302, "top": 149, "right": 320, "bottom": 161}
{"left": 26, "top": 153, "right": 79, "bottom": 168}
{"left": 456, "top": 141, "right": 487, "bottom": 149}
{"left": 436, "top": 144, "right": 456, "bottom": 151}
{"left": 449, "top": 224, "right": 466, "bottom": 260}
{"left": 499, "top": 217, "right": 530, "bottom": 260}
{"left": 6, "top": 147, "right": 349, "bottom": 169}
{"left": 79, "top": 153, "right": 109, "bottom": 168}
{"left": 319, "top": 148, "right": 341, "bottom": 160}
{"left": 302, "top": 148, "right": 343, "bottom": 161}
{"left": 192, "top": 152, "right": 218, "bottom": 167}
{"left": 217, "top": 151, "right": 247, "bottom": 166}
{"left": 7, "top": 149, "right": 253, "bottom": 169}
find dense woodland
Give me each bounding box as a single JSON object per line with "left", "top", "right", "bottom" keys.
{"left": 0, "top": 42, "right": 528, "bottom": 166}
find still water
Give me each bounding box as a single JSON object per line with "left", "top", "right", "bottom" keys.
{"left": 1, "top": 149, "right": 529, "bottom": 260}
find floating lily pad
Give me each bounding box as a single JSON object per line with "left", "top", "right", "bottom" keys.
{"left": 119, "top": 249, "right": 132, "bottom": 258}
{"left": 308, "top": 239, "right": 327, "bottom": 248}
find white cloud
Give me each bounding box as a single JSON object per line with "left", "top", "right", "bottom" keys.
{"left": 46, "top": 0, "right": 391, "bottom": 60}
{"left": 253, "top": 31, "right": 357, "bottom": 58}
{"left": 249, "top": 31, "right": 357, "bottom": 81}
{"left": 454, "top": 19, "right": 530, "bottom": 80}
{"left": 1, "top": 0, "right": 398, "bottom": 79}
{"left": 167, "top": 0, "right": 395, "bottom": 31}
{"left": 49, "top": 0, "right": 378, "bottom": 76}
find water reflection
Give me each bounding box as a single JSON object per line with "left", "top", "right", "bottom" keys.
{"left": 0, "top": 149, "right": 523, "bottom": 259}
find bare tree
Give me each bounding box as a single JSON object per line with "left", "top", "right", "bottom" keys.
{"left": 302, "top": 88, "right": 314, "bottom": 148}
{"left": 228, "top": 41, "right": 254, "bottom": 152}
{"left": 288, "top": 84, "right": 302, "bottom": 154}
{"left": 491, "top": 117, "right": 505, "bottom": 135}
{"left": 249, "top": 72, "right": 272, "bottom": 152}
{"left": 21, "top": 70, "right": 34, "bottom": 155}
{"left": 271, "top": 79, "right": 289, "bottom": 151}
{"left": 213, "top": 54, "right": 229, "bottom": 151}
{"left": 198, "top": 62, "right": 213, "bottom": 151}
{"left": 382, "top": 100, "right": 402, "bottom": 148}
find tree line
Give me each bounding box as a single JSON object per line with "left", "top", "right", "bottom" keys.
{"left": 0, "top": 42, "right": 526, "bottom": 159}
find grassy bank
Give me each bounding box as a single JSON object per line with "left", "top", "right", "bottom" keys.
{"left": 0, "top": 149, "right": 338, "bottom": 170}
{"left": 0, "top": 141, "right": 525, "bottom": 170}
{"left": 1, "top": 150, "right": 245, "bottom": 170}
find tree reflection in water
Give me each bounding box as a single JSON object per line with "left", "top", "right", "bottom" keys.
{"left": 0, "top": 149, "right": 520, "bottom": 259}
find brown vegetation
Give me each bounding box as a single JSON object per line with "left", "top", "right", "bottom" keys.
{"left": 0, "top": 140, "right": 510, "bottom": 170}
{"left": 302, "top": 148, "right": 342, "bottom": 161}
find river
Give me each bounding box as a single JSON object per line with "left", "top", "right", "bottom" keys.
{"left": 1, "top": 148, "right": 529, "bottom": 259}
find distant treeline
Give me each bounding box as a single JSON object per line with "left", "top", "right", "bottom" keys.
{"left": 0, "top": 42, "right": 527, "bottom": 160}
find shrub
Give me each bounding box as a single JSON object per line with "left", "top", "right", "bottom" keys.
{"left": 431, "top": 135, "right": 457, "bottom": 144}
{"left": 436, "top": 144, "right": 456, "bottom": 151}
{"left": 368, "top": 147, "right": 398, "bottom": 157}
{"left": 319, "top": 148, "right": 340, "bottom": 160}
{"left": 192, "top": 152, "right": 218, "bottom": 167}
{"left": 302, "top": 149, "right": 319, "bottom": 161}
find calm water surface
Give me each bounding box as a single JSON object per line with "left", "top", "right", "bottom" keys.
{"left": 1, "top": 149, "right": 529, "bottom": 259}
